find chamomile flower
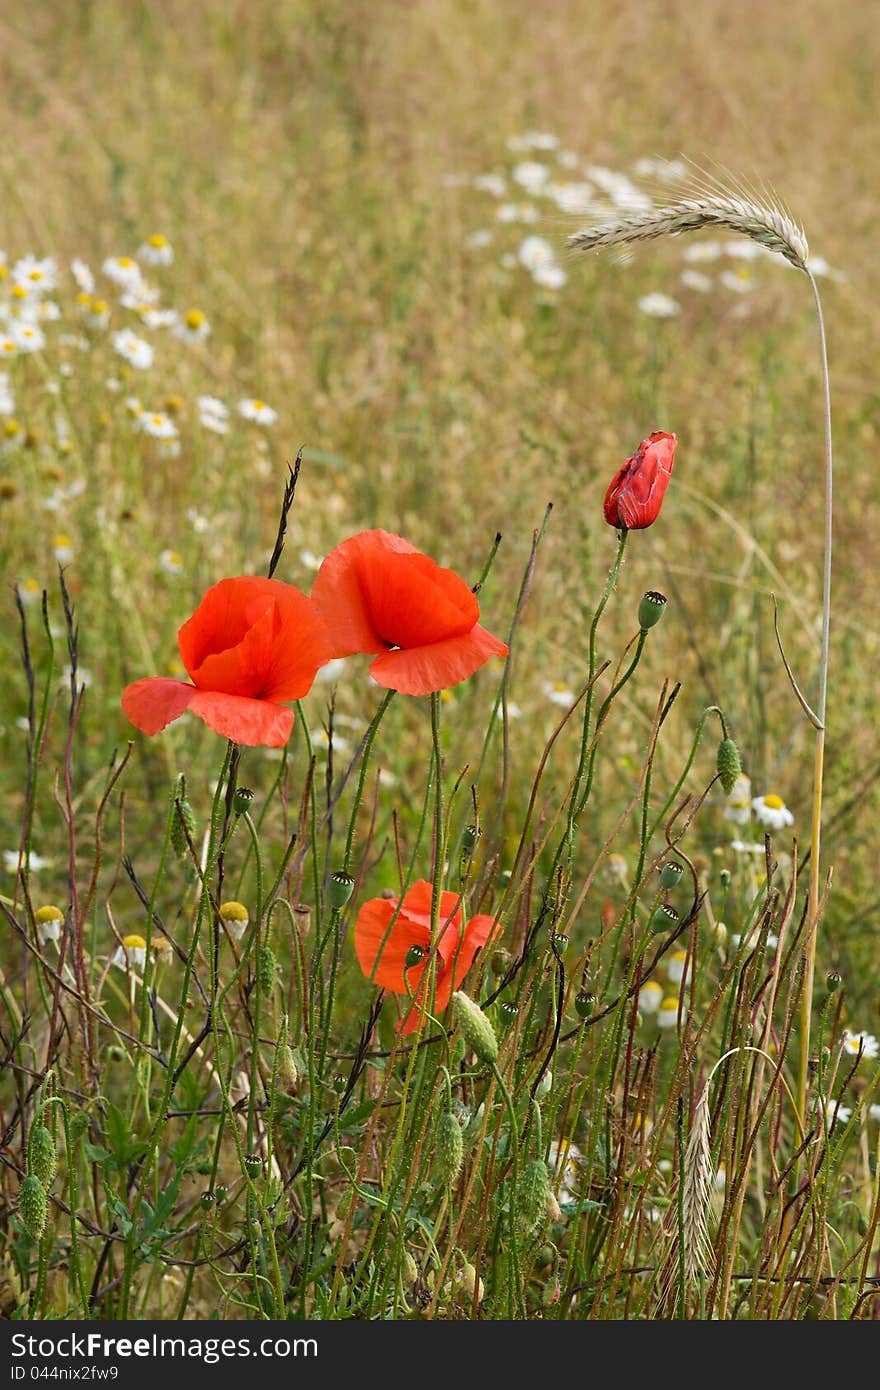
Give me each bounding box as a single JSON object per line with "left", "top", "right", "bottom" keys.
{"left": 17, "top": 578, "right": 41, "bottom": 606}
{"left": 542, "top": 680, "right": 576, "bottom": 708}
{"left": 70, "top": 259, "right": 95, "bottom": 294}
{"left": 139, "top": 411, "right": 178, "bottom": 441}
{"left": 682, "top": 240, "right": 723, "bottom": 263}
{"left": 2, "top": 418, "right": 23, "bottom": 453}
{"left": 159, "top": 548, "right": 184, "bottom": 575}
{"left": 665, "top": 951, "right": 691, "bottom": 986}
{"left": 0, "top": 335, "right": 18, "bottom": 359}
{"left": 219, "top": 901, "right": 250, "bottom": 940}
{"left": 724, "top": 773, "right": 753, "bottom": 823}
{"left": 173, "top": 309, "right": 211, "bottom": 345}
{"left": 532, "top": 263, "right": 567, "bottom": 290}
{"left": 751, "top": 794, "right": 794, "bottom": 830}
{"left": 637, "top": 981, "right": 663, "bottom": 1014}
{"left": 547, "top": 1137, "right": 582, "bottom": 1202}
{"left": 111, "top": 934, "right": 147, "bottom": 969}
{"left": 720, "top": 268, "right": 753, "bottom": 294}
{"left": 112, "top": 328, "right": 154, "bottom": 369}
{"left": 730, "top": 928, "right": 779, "bottom": 952}
{"left": 841, "top": 1029, "right": 880, "bottom": 1061}
{"left": 549, "top": 181, "right": 594, "bottom": 214}
{"left": 313, "top": 727, "right": 352, "bottom": 756}
{"left": 238, "top": 398, "right": 277, "bottom": 426}
{"left": 681, "top": 269, "right": 713, "bottom": 292}
{"left": 4, "top": 850, "right": 48, "bottom": 874}
{"left": 138, "top": 234, "right": 174, "bottom": 267}
{"left": 60, "top": 663, "right": 92, "bottom": 688}
{"left": 10, "top": 322, "right": 46, "bottom": 354}
{"left": 464, "top": 229, "right": 493, "bottom": 249}
{"left": 53, "top": 533, "right": 74, "bottom": 563}
{"left": 34, "top": 905, "right": 64, "bottom": 945}
{"left": 821, "top": 1098, "right": 852, "bottom": 1128}
{"left": 518, "top": 235, "right": 556, "bottom": 272}
{"left": 870, "top": 1105, "right": 880, "bottom": 1124}
{"left": 197, "top": 395, "right": 229, "bottom": 433}
{"left": 81, "top": 297, "right": 110, "bottom": 330}
{"left": 496, "top": 202, "right": 540, "bottom": 224}
{"left": 12, "top": 256, "right": 58, "bottom": 294}
{"left": 102, "top": 256, "right": 145, "bottom": 293}
{"left": 472, "top": 173, "right": 507, "bottom": 197}
{"left": 657, "top": 997, "right": 682, "bottom": 1029}
{"left": 637, "top": 292, "right": 680, "bottom": 318}
{"left": 186, "top": 507, "right": 210, "bottom": 533}
{"left": 314, "top": 657, "right": 348, "bottom": 685}
{"left": 0, "top": 371, "right": 14, "bottom": 415}
{"left": 730, "top": 840, "right": 767, "bottom": 855}
{"left": 512, "top": 160, "right": 550, "bottom": 195}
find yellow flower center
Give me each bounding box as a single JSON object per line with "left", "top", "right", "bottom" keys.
{"left": 11, "top": 285, "right": 28, "bottom": 300}
{"left": 148, "top": 235, "right": 167, "bottom": 248}
{"left": 28, "top": 270, "right": 43, "bottom": 282}
{"left": 91, "top": 299, "right": 108, "bottom": 315}
{"left": 122, "top": 934, "right": 147, "bottom": 949}
{"left": 117, "top": 257, "right": 134, "bottom": 269}
{"left": 22, "top": 579, "right": 40, "bottom": 594}
{"left": 53, "top": 533, "right": 71, "bottom": 548}
{"left": 659, "top": 998, "right": 679, "bottom": 1012}
{"left": 185, "top": 310, "right": 204, "bottom": 329}
{"left": 0, "top": 265, "right": 7, "bottom": 279}
{"left": 762, "top": 794, "right": 785, "bottom": 810}
{"left": 76, "top": 292, "right": 91, "bottom": 307}
{"left": 220, "top": 901, "right": 249, "bottom": 923}
{"left": 2, "top": 341, "right": 16, "bottom": 353}
{"left": 4, "top": 419, "right": 21, "bottom": 436}
{"left": 35, "top": 905, "right": 64, "bottom": 924}
{"left": 166, "top": 551, "right": 182, "bottom": 566}
{"left": 252, "top": 400, "right": 265, "bottom": 410}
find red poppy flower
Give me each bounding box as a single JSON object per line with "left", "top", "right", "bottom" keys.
{"left": 354, "top": 879, "right": 498, "bottom": 1034}
{"left": 122, "top": 576, "right": 332, "bottom": 747}
{"left": 603, "top": 431, "right": 677, "bottom": 530}
{"left": 310, "top": 529, "right": 508, "bottom": 696}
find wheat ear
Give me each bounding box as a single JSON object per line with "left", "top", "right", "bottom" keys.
{"left": 568, "top": 196, "right": 808, "bottom": 271}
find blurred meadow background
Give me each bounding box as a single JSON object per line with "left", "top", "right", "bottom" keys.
{"left": 1, "top": 0, "right": 879, "bottom": 1320}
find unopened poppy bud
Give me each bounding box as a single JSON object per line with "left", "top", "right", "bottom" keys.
{"left": 328, "top": 872, "right": 354, "bottom": 909}
{"left": 30, "top": 1125, "right": 57, "bottom": 1190}
{"left": 650, "top": 903, "right": 678, "bottom": 934}
{"left": 452, "top": 991, "right": 499, "bottom": 1066}
{"left": 436, "top": 1110, "right": 464, "bottom": 1186}
{"left": 280, "top": 1043, "right": 298, "bottom": 1089}
{"left": 490, "top": 947, "right": 511, "bottom": 975}
{"left": 460, "top": 1262, "right": 484, "bottom": 1304}
{"left": 542, "top": 1276, "right": 561, "bottom": 1307}
{"left": 546, "top": 1190, "right": 562, "bottom": 1223}
{"left": 638, "top": 590, "right": 667, "bottom": 631}
{"left": 405, "top": 944, "right": 427, "bottom": 969}
{"left": 258, "top": 944, "right": 277, "bottom": 994}
{"left": 716, "top": 738, "right": 742, "bottom": 796}
{"left": 219, "top": 901, "right": 249, "bottom": 940}
{"left": 462, "top": 824, "right": 480, "bottom": 853}
{"left": 498, "top": 1000, "right": 519, "bottom": 1028}
{"left": 170, "top": 796, "right": 196, "bottom": 859}
{"left": 575, "top": 990, "right": 596, "bottom": 1019}
{"left": 243, "top": 1153, "right": 263, "bottom": 1180}
{"left": 535, "top": 1070, "right": 553, "bottom": 1100}
{"left": 551, "top": 932, "right": 569, "bottom": 955}
{"left": 719, "top": 867, "right": 732, "bottom": 889}
{"left": 18, "top": 1174, "right": 47, "bottom": 1241}
{"left": 401, "top": 1250, "right": 419, "bottom": 1289}
{"left": 518, "top": 1159, "right": 551, "bottom": 1233}
{"left": 659, "top": 861, "right": 683, "bottom": 890}
{"left": 233, "top": 786, "right": 255, "bottom": 817}
{"left": 826, "top": 970, "right": 842, "bottom": 993}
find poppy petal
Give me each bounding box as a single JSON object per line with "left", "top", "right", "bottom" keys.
{"left": 393, "top": 881, "right": 462, "bottom": 933}
{"left": 189, "top": 599, "right": 278, "bottom": 696}
{"left": 368, "top": 624, "right": 508, "bottom": 695}
{"left": 312, "top": 531, "right": 418, "bottom": 657}
{"left": 186, "top": 690, "right": 295, "bottom": 747}
{"left": 354, "top": 896, "right": 431, "bottom": 992}
{"left": 359, "top": 551, "right": 479, "bottom": 649}
{"left": 178, "top": 576, "right": 282, "bottom": 678}
{"left": 122, "top": 678, "right": 196, "bottom": 735}
{"left": 260, "top": 586, "right": 334, "bottom": 701}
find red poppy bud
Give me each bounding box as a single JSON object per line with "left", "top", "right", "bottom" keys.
{"left": 603, "top": 432, "right": 677, "bottom": 531}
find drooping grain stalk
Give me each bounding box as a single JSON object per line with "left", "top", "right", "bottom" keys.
{"left": 569, "top": 186, "right": 833, "bottom": 1143}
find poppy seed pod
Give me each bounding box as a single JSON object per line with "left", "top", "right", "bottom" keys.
{"left": 659, "top": 862, "right": 683, "bottom": 890}
{"left": 328, "top": 872, "right": 354, "bottom": 909}
{"left": 716, "top": 738, "right": 742, "bottom": 796}
{"left": 575, "top": 990, "right": 596, "bottom": 1019}
{"left": 638, "top": 590, "right": 668, "bottom": 630}
{"left": 405, "top": 944, "right": 427, "bottom": 969}
{"left": 498, "top": 1000, "right": 520, "bottom": 1028}
{"left": 232, "top": 787, "right": 255, "bottom": 817}
{"left": 243, "top": 1153, "right": 263, "bottom": 1180}
{"left": 650, "top": 903, "right": 679, "bottom": 934}
{"left": 462, "top": 824, "right": 481, "bottom": 853}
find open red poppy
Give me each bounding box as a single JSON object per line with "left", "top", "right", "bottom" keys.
{"left": 354, "top": 879, "right": 498, "bottom": 1034}
{"left": 310, "top": 529, "right": 508, "bottom": 695}
{"left": 603, "top": 431, "right": 677, "bottom": 530}
{"left": 122, "top": 576, "right": 332, "bottom": 747}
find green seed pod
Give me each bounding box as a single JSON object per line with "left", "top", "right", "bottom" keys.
{"left": 826, "top": 970, "right": 842, "bottom": 993}
{"left": 18, "top": 1174, "right": 47, "bottom": 1241}
{"left": 659, "top": 861, "right": 683, "bottom": 890}
{"left": 462, "top": 824, "right": 481, "bottom": 853}
{"left": 404, "top": 944, "right": 427, "bottom": 969}
{"left": 575, "top": 990, "right": 596, "bottom": 1020}
{"left": 279, "top": 1042, "right": 298, "bottom": 1090}
{"left": 436, "top": 1110, "right": 464, "bottom": 1186}
{"left": 258, "top": 944, "right": 277, "bottom": 994}
{"left": 232, "top": 786, "right": 255, "bottom": 817}
{"left": 214, "top": 1185, "right": 229, "bottom": 1205}
{"left": 401, "top": 1250, "right": 419, "bottom": 1290}
{"left": 328, "top": 872, "right": 354, "bottom": 909}
{"left": 638, "top": 590, "right": 667, "bottom": 631}
{"left": 650, "top": 903, "right": 679, "bottom": 934}
{"left": 243, "top": 1153, "right": 263, "bottom": 1180}
{"left": 30, "top": 1125, "right": 57, "bottom": 1190}
{"left": 551, "top": 933, "right": 569, "bottom": 955}
{"left": 170, "top": 796, "right": 197, "bottom": 859}
{"left": 518, "top": 1159, "right": 550, "bottom": 1234}
{"left": 498, "top": 1000, "right": 519, "bottom": 1028}
{"left": 200, "top": 1191, "right": 215, "bottom": 1210}
{"left": 716, "top": 738, "right": 742, "bottom": 796}
{"left": 452, "top": 991, "right": 498, "bottom": 1066}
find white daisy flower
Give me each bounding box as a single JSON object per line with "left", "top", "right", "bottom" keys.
{"left": 720, "top": 268, "right": 753, "bottom": 294}
{"left": 532, "top": 263, "right": 567, "bottom": 290}
{"left": 751, "top": 794, "right": 794, "bottom": 830}
{"left": 2, "top": 418, "right": 23, "bottom": 452}
{"left": 821, "top": 1098, "right": 852, "bottom": 1128}
{"left": 299, "top": 549, "right": 324, "bottom": 571}
{"left": 112, "top": 328, "right": 154, "bottom": 369}
{"left": 841, "top": 1030, "right": 880, "bottom": 1062}
{"left": 549, "top": 181, "right": 594, "bottom": 214}
{"left": 547, "top": 1136, "right": 582, "bottom": 1202}
{"left": 17, "top": 579, "right": 41, "bottom": 607}
{"left": 60, "top": 664, "right": 92, "bottom": 689}
{"left": 77, "top": 295, "right": 110, "bottom": 330}
{"left": 665, "top": 950, "right": 691, "bottom": 986}
{"left": 0, "top": 335, "right": 19, "bottom": 359}
{"left": 36, "top": 301, "right": 61, "bottom": 323}
{"left": 556, "top": 149, "right": 580, "bottom": 169}
{"left": 0, "top": 371, "right": 14, "bottom": 415}
{"left": 111, "top": 934, "right": 147, "bottom": 969}
{"left": 657, "top": 997, "right": 682, "bottom": 1030}
{"left": 238, "top": 398, "right": 277, "bottom": 426}
{"left": 197, "top": 395, "right": 230, "bottom": 433}
{"left": 496, "top": 203, "right": 540, "bottom": 224}
{"left": 472, "top": 173, "right": 507, "bottom": 197}
{"left": 541, "top": 680, "right": 575, "bottom": 708}
{"left": 172, "top": 309, "right": 211, "bottom": 345}
{"left": 4, "top": 850, "right": 48, "bottom": 874}
{"left": 12, "top": 256, "right": 59, "bottom": 294}
{"left": 313, "top": 728, "right": 352, "bottom": 756}
{"left": 71, "top": 259, "right": 95, "bottom": 294}
{"left": 637, "top": 292, "right": 680, "bottom": 318}
{"left": 102, "top": 256, "right": 145, "bottom": 293}
{"left": 512, "top": 161, "right": 550, "bottom": 195}
{"left": 724, "top": 773, "right": 753, "bottom": 823}
{"left": 518, "top": 235, "right": 555, "bottom": 272}
{"left": 159, "top": 548, "right": 184, "bottom": 575}
{"left": 314, "top": 657, "right": 349, "bottom": 685}
{"left": 139, "top": 411, "right": 178, "bottom": 441}
{"left": 496, "top": 701, "right": 523, "bottom": 720}
{"left": 730, "top": 929, "right": 778, "bottom": 951}
{"left": 682, "top": 240, "right": 723, "bottom": 263}
{"left": 730, "top": 840, "right": 767, "bottom": 855}
{"left": 870, "top": 1105, "right": 880, "bottom": 1124}
{"left": 138, "top": 234, "right": 174, "bottom": 267}
{"left": 637, "top": 981, "right": 663, "bottom": 1015}
{"left": 464, "top": 229, "right": 493, "bottom": 249}
{"left": 52, "top": 533, "right": 74, "bottom": 563}
{"left": 723, "top": 239, "right": 763, "bottom": 261}
{"left": 10, "top": 322, "right": 46, "bottom": 353}
{"left": 186, "top": 507, "right": 210, "bottom": 533}
{"left": 681, "top": 269, "right": 713, "bottom": 292}
{"left": 35, "top": 905, "right": 64, "bottom": 945}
